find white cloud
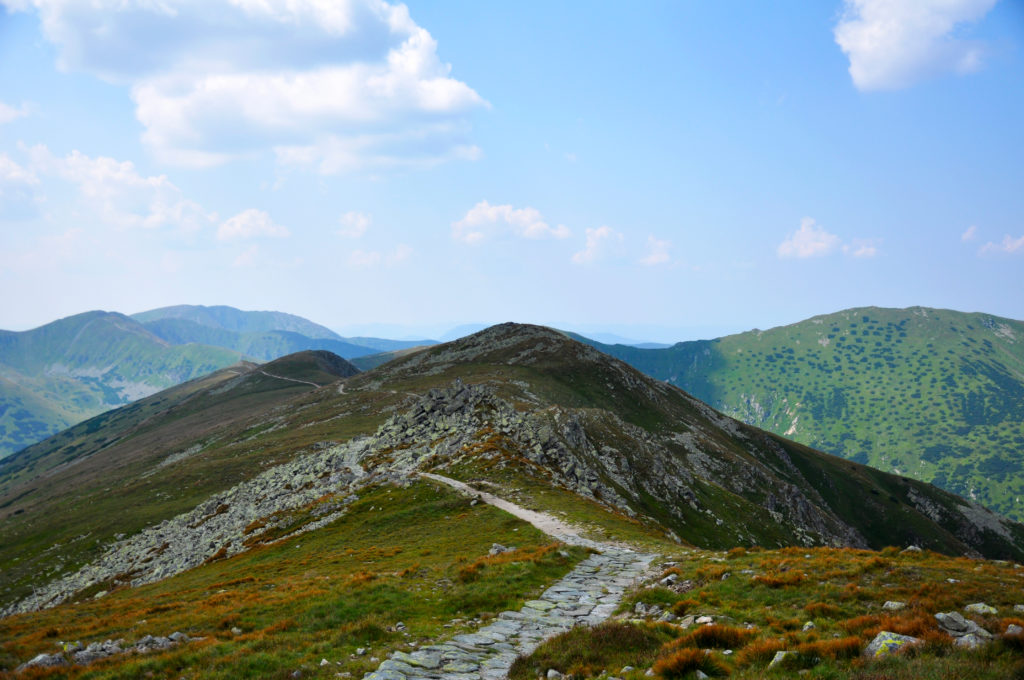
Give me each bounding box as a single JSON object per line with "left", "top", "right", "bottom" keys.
{"left": 842, "top": 239, "right": 879, "bottom": 258}
{"left": 452, "top": 200, "right": 570, "bottom": 243}
{"left": 0, "top": 153, "right": 40, "bottom": 219}
{"left": 347, "top": 243, "right": 411, "bottom": 268}
{"left": 338, "top": 211, "right": 371, "bottom": 238}
{"left": 961, "top": 224, "right": 978, "bottom": 241}
{"left": 8, "top": 0, "right": 487, "bottom": 171}
{"left": 233, "top": 244, "right": 260, "bottom": 267}
{"left": 980, "top": 234, "right": 1024, "bottom": 255}
{"left": 572, "top": 226, "right": 621, "bottom": 265}
{"left": 777, "top": 217, "right": 841, "bottom": 258}
{"left": 835, "top": 0, "right": 998, "bottom": 91}
{"left": 0, "top": 100, "right": 29, "bottom": 124}
{"left": 217, "top": 209, "right": 289, "bottom": 241}
{"left": 639, "top": 236, "right": 671, "bottom": 266}
{"left": 27, "top": 145, "right": 213, "bottom": 231}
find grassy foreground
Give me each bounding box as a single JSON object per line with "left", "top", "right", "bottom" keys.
{"left": 513, "top": 545, "right": 1024, "bottom": 679}
{"left": 0, "top": 481, "right": 587, "bottom": 679}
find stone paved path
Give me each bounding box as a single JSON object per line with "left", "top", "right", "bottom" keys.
{"left": 362, "top": 474, "right": 656, "bottom": 680}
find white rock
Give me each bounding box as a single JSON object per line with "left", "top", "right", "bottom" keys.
{"left": 882, "top": 601, "right": 906, "bottom": 611}
{"left": 964, "top": 603, "right": 997, "bottom": 616}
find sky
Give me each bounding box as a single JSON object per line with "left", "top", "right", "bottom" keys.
{"left": 0, "top": 0, "right": 1022, "bottom": 343}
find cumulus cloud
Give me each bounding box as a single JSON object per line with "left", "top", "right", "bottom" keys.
{"left": 452, "top": 200, "right": 570, "bottom": 244}
{"left": 572, "top": 226, "right": 621, "bottom": 265}
{"left": 778, "top": 218, "right": 879, "bottom": 259}
{"left": 7, "top": 0, "right": 487, "bottom": 170}
{"left": 777, "top": 218, "right": 841, "bottom": 258}
{"left": 217, "top": 209, "right": 289, "bottom": 241}
{"left": 27, "top": 145, "right": 214, "bottom": 231}
{"left": 961, "top": 224, "right": 978, "bottom": 241}
{"left": 979, "top": 234, "right": 1024, "bottom": 255}
{"left": 834, "top": 0, "right": 998, "bottom": 91}
{"left": 639, "top": 236, "right": 671, "bottom": 266}
{"left": 338, "top": 211, "right": 371, "bottom": 238}
{"left": 0, "top": 100, "right": 29, "bottom": 124}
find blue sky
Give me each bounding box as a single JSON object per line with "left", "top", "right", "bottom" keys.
{"left": 0, "top": 0, "right": 1021, "bottom": 342}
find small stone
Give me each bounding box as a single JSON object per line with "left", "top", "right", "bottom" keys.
{"left": 964, "top": 603, "right": 997, "bottom": 616}
{"left": 659, "top": 573, "right": 679, "bottom": 586}
{"left": 16, "top": 652, "right": 69, "bottom": 671}
{"left": 864, "top": 631, "right": 921, "bottom": 658}
{"left": 1006, "top": 624, "right": 1024, "bottom": 636}
{"left": 695, "top": 671, "right": 710, "bottom": 680}
{"left": 768, "top": 651, "right": 796, "bottom": 669}
{"left": 802, "top": 621, "right": 815, "bottom": 631}
{"left": 695, "top": 615, "right": 713, "bottom": 625}
{"left": 547, "top": 670, "right": 563, "bottom": 679}
{"left": 355, "top": 647, "right": 366, "bottom": 656}
{"left": 489, "top": 544, "right": 512, "bottom": 556}
{"left": 231, "top": 627, "right": 243, "bottom": 636}
{"left": 882, "top": 601, "right": 906, "bottom": 611}
{"left": 901, "top": 545, "right": 922, "bottom": 553}
{"left": 1015, "top": 604, "right": 1024, "bottom": 613}
{"left": 321, "top": 659, "right": 330, "bottom": 666}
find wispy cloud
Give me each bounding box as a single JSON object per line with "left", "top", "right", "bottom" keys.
{"left": 572, "top": 226, "right": 621, "bottom": 265}
{"left": 979, "top": 234, "right": 1024, "bottom": 255}
{"left": 217, "top": 209, "right": 289, "bottom": 241}
{"left": 0, "top": 100, "right": 29, "bottom": 125}
{"left": 452, "top": 200, "right": 570, "bottom": 244}
{"left": 835, "top": 0, "right": 998, "bottom": 91}
{"left": 639, "top": 236, "right": 671, "bottom": 266}
{"left": 962, "top": 224, "right": 978, "bottom": 241}
{"left": 338, "top": 211, "right": 371, "bottom": 239}
{"left": 348, "top": 243, "right": 412, "bottom": 268}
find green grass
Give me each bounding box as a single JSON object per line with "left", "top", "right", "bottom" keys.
{"left": 583, "top": 307, "right": 1024, "bottom": 521}
{"left": 0, "top": 481, "right": 587, "bottom": 679}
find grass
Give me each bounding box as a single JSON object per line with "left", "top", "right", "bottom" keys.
{"left": 511, "top": 544, "right": 1024, "bottom": 679}
{"left": 0, "top": 480, "right": 587, "bottom": 679}
{"left": 508, "top": 622, "right": 673, "bottom": 680}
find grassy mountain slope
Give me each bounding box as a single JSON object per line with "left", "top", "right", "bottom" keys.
{"left": 131, "top": 304, "right": 342, "bottom": 340}
{"left": 141, "top": 317, "right": 380, "bottom": 360}
{"left": 2, "top": 327, "right": 1023, "bottom": 678}
{"left": 0, "top": 312, "right": 245, "bottom": 459}
{"left": 3, "top": 324, "right": 1020, "bottom": 615}
{"left": 578, "top": 307, "right": 1024, "bottom": 521}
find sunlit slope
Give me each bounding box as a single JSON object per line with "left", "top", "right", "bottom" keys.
{"left": 581, "top": 307, "right": 1024, "bottom": 520}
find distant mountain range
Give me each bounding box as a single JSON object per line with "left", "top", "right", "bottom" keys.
{"left": 0, "top": 306, "right": 435, "bottom": 459}
{"left": 575, "top": 307, "right": 1024, "bottom": 522}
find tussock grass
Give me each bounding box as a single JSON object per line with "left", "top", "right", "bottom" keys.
{"left": 508, "top": 622, "right": 670, "bottom": 680}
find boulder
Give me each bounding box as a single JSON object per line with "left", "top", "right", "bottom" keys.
{"left": 16, "top": 652, "right": 68, "bottom": 671}
{"left": 864, "top": 631, "right": 921, "bottom": 658}
{"left": 964, "top": 603, "right": 997, "bottom": 616}
{"left": 935, "top": 611, "right": 992, "bottom": 639}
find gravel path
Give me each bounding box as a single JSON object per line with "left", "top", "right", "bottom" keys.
{"left": 361, "top": 474, "right": 656, "bottom": 680}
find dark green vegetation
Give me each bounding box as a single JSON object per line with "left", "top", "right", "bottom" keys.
{"left": 578, "top": 307, "right": 1024, "bottom": 521}
{"left": 514, "top": 546, "right": 1024, "bottom": 679}
{"left": 0, "top": 305, "right": 434, "bottom": 459}
{"left": 2, "top": 323, "right": 1024, "bottom": 678}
